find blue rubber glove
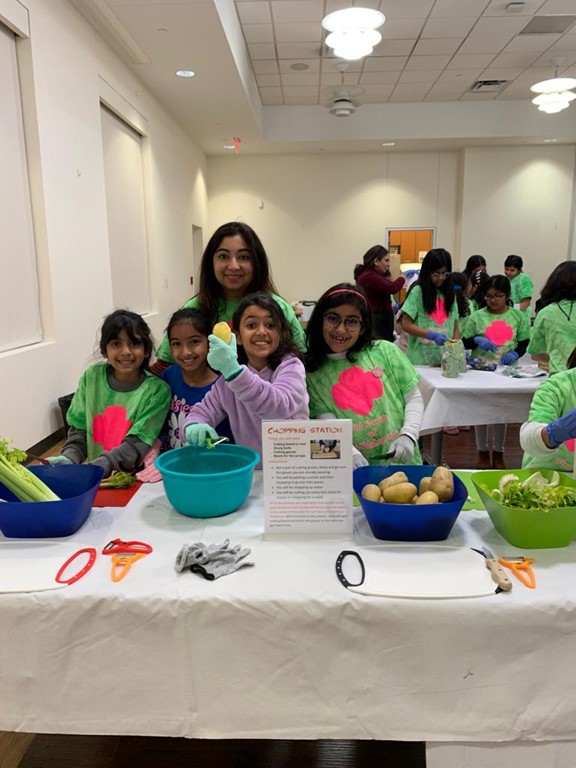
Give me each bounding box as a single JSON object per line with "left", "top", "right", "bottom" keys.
{"left": 207, "top": 334, "right": 242, "bottom": 381}
{"left": 184, "top": 423, "right": 219, "bottom": 448}
{"left": 46, "top": 455, "right": 74, "bottom": 465}
{"left": 473, "top": 336, "right": 497, "bottom": 353}
{"left": 546, "top": 408, "right": 576, "bottom": 448}
{"left": 501, "top": 350, "right": 519, "bottom": 366}
{"left": 426, "top": 330, "right": 448, "bottom": 346}
{"left": 386, "top": 434, "right": 416, "bottom": 464}
{"left": 403, "top": 269, "right": 419, "bottom": 278}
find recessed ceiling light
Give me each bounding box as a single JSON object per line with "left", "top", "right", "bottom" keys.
{"left": 382, "top": 142, "right": 396, "bottom": 146}
{"left": 290, "top": 62, "right": 309, "bottom": 71}
{"left": 223, "top": 144, "right": 236, "bottom": 150}
{"left": 544, "top": 138, "right": 558, "bottom": 143}
{"left": 176, "top": 70, "right": 195, "bottom": 78}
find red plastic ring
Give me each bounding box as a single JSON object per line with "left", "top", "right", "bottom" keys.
{"left": 55, "top": 547, "right": 97, "bottom": 585}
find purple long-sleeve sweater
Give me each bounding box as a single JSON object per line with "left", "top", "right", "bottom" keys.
{"left": 182, "top": 354, "right": 309, "bottom": 466}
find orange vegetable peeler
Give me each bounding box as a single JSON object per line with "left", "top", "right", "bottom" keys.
{"left": 498, "top": 556, "right": 536, "bottom": 589}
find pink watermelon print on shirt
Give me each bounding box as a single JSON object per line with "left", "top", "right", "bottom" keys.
{"left": 332, "top": 366, "right": 383, "bottom": 416}
{"left": 429, "top": 297, "right": 448, "bottom": 326}
{"left": 92, "top": 405, "right": 133, "bottom": 450}
{"left": 566, "top": 438, "right": 575, "bottom": 454}
{"left": 484, "top": 320, "right": 514, "bottom": 347}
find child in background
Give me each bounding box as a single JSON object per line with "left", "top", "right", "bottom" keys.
{"left": 306, "top": 283, "right": 423, "bottom": 468}
{"left": 136, "top": 309, "right": 233, "bottom": 482}
{"left": 443, "top": 272, "right": 471, "bottom": 436}
{"left": 182, "top": 292, "right": 309, "bottom": 466}
{"left": 151, "top": 222, "right": 305, "bottom": 373}
{"left": 520, "top": 347, "right": 576, "bottom": 473}
{"left": 48, "top": 310, "right": 170, "bottom": 477}
{"left": 400, "top": 248, "right": 460, "bottom": 366}
{"left": 462, "top": 275, "right": 530, "bottom": 470}
{"left": 505, "top": 254, "right": 533, "bottom": 321}
{"left": 528, "top": 261, "right": 576, "bottom": 376}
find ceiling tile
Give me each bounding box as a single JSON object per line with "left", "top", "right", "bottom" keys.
{"left": 460, "top": 91, "right": 497, "bottom": 100}
{"left": 436, "top": 69, "right": 482, "bottom": 83}
{"left": 480, "top": 66, "right": 524, "bottom": 79}
{"left": 372, "top": 39, "right": 417, "bottom": 56}
{"left": 256, "top": 73, "right": 281, "bottom": 86}
{"left": 426, "top": 83, "right": 468, "bottom": 96}
{"left": 532, "top": 49, "right": 576, "bottom": 66}
{"left": 490, "top": 51, "right": 541, "bottom": 67}
{"left": 359, "top": 70, "right": 402, "bottom": 84}
{"left": 413, "top": 38, "right": 462, "bottom": 55}
{"left": 279, "top": 59, "right": 320, "bottom": 73}
{"left": 282, "top": 86, "right": 319, "bottom": 104}
{"left": 363, "top": 56, "right": 407, "bottom": 71}
{"left": 470, "top": 17, "right": 528, "bottom": 37}
{"left": 504, "top": 33, "right": 561, "bottom": 52}
{"left": 248, "top": 43, "right": 276, "bottom": 59}
{"left": 497, "top": 82, "right": 533, "bottom": 97}
{"left": 321, "top": 58, "right": 362, "bottom": 73}
{"left": 274, "top": 22, "right": 321, "bottom": 43}
{"left": 405, "top": 54, "right": 452, "bottom": 69}
{"left": 259, "top": 87, "right": 284, "bottom": 105}
{"left": 539, "top": 0, "right": 576, "bottom": 12}
{"left": 361, "top": 84, "right": 395, "bottom": 101}
{"left": 375, "top": 0, "right": 434, "bottom": 19}
{"left": 430, "top": 0, "right": 490, "bottom": 17}
{"left": 399, "top": 69, "right": 442, "bottom": 83}
{"left": 457, "top": 36, "right": 510, "bottom": 54}
{"left": 390, "top": 83, "right": 433, "bottom": 100}
{"left": 513, "top": 66, "right": 554, "bottom": 81}
{"left": 252, "top": 60, "right": 279, "bottom": 74}
{"left": 271, "top": 1, "right": 324, "bottom": 24}
{"left": 421, "top": 18, "right": 476, "bottom": 38}
{"left": 380, "top": 19, "right": 426, "bottom": 39}
{"left": 281, "top": 72, "right": 321, "bottom": 86}
{"left": 236, "top": 2, "right": 272, "bottom": 24}
{"left": 243, "top": 24, "right": 274, "bottom": 43}
{"left": 276, "top": 42, "right": 320, "bottom": 58}
{"left": 548, "top": 36, "right": 576, "bottom": 51}
{"left": 320, "top": 73, "right": 360, "bottom": 86}
{"left": 482, "top": 0, "right": 545, "bottom": 15}
{"left": 448, "top": 52, "right": 496, "bottom": 68}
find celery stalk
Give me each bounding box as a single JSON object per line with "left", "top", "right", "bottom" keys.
{"left": 0, "top": 439, "right": 60, "bottom": 502}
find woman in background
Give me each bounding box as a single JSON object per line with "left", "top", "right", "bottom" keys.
{"left": 528, "top": 261, "right": 576, "bottom": 376}
{"left": 354, "top": 245, "right": 405, "bottom": 342}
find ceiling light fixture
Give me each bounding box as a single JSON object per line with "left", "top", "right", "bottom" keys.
{"left": 176, "top": 70, "right": 195, "bottom": 78}
{"left": 530, "top": 62, "right": 576, "bottom": 114}
{"left": 322, "top": 8, "right": 385, "bottom": 61}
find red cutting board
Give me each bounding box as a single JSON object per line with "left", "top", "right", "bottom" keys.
{"left": 93, "top": 482, "right": 142, "bottom": 507}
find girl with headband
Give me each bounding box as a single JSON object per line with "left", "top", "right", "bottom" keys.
{"left": 305, "top": 283, "right": 423, "bottom": 468}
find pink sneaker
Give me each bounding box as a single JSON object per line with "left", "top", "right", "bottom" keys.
{"left": 443, "top": 426, "right": 459, "bottom": 435}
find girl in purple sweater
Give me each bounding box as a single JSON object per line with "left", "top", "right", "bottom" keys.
{"left": 183, "top": 292, "right": 309, "bottom": 465}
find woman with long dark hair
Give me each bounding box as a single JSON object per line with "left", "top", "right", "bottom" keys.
{"left": 354, "top": 245, "right": 405, "bottom": 342}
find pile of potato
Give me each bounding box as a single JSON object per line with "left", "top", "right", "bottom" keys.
{"left": 361, "top": 467, "right": 454, "bottom": 505}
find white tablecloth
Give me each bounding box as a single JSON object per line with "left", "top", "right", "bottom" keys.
{"left": 1, "top": 472, "right": 576, "bottom": 743}
{"left": 417, "top": 366, "right": 544, "bottom": 433}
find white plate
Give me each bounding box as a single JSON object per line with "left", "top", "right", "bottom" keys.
{"left": 0, "top": 540, "right": 84, "bottom": 593}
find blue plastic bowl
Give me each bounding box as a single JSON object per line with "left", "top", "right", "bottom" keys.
{"left": 0, "top": 464, "right": 104, "bottom": 538}
{"left": 353, "top": 464, "right": 467, "bottom": 541}
{"left": 155, "top": 444, "right": 260, "bottom": 518}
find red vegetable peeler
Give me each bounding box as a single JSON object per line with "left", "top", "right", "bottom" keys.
{"left": 101, "top": 539, "right": 153, "bottom": 582}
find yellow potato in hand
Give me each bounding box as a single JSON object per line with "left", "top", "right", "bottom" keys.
{"left": 213, "top": 322, "right": 232, "bottom": 345}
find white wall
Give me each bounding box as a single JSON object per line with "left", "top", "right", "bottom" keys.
{"left": 460, "top": 146, "right": 576, "bottom": 297}
{"left": 0, "top": 0, "right": 207, "bottom": 448}
{"left": 207, "top": 152, "right": 460, "bottom": 303}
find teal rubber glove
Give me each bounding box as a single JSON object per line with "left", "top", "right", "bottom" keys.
{"left": 46, "top": 455, "right": 74, "bottom": 465}
{"left": 184, "top": 423, "right": 219, "bottom": 448}
{"left": 207, "top": 334, "right": 242, "bottom": 381}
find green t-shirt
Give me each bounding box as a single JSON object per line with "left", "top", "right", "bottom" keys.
{"left": 528, "top": 300, "right": 576, "bottom": 376}
{"left": 156, "top": 293, "right": 306, "bottom": 363}
{"left": 463, "top": 307, "right": 530, "bottom": 360}
{"left": 401, "top": 285, "right": 459, "bottom": 366}
{"left": 67, "top": 364, "right": 171, "bottom": 461}
{"left": 522, "top": 368, "right": 576, "bottom": 473}
{"left": 509, "top": 272, "right": 534, "bottom": 321}
{"left": 306, "top": 341, "right": 422, "bottom": 465}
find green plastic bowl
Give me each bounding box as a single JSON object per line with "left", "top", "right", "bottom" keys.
{"left": 471, "top": 469, "right": 576, "bottom": 549}
{"left": 155, "top": 444, "right": 259, "bottom": 518}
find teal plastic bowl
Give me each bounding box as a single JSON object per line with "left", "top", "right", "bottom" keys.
{"left": 155, "top": 444, "right": 260, "bottom": 518}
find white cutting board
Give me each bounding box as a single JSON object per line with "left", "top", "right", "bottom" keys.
{"left": 340, "top": 545, "right": 497, "bottom": 599}
{"left": 0, "top": 540, "right": 83, "bottom": 593}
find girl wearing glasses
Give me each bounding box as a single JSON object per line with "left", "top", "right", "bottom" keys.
{"left": 305, "top": 283, "right": 423, "bottom": 468}
{"left": 400, "top": 248, "right": 460, "bottom": 366}
{"left": 182, "top": 292, "right": 308, "bottom": 468}
{"left": 353, "top": 245, "right": 405, "bottom": 342}
{"left": 461, "top": 274, "right": 530, "bottom": 469}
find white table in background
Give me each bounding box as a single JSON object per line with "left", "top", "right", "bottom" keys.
{"left": 416, "top": 366, "right": 545, "bottom": 465}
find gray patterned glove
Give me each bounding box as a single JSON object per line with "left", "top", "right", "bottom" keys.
{"left": 175, "top": 539, "right": 254, "bottom": 580}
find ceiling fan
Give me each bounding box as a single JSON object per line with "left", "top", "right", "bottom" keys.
{"left": 322, "top": 63, "right": 365, "bottom": 117}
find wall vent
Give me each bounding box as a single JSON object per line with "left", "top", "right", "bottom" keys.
{"left": 470, "top": 80, "right": 508, "bottom": 93}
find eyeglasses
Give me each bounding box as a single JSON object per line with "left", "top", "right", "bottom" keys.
{"left": 324, "top": 313, "right": 362, "bottom": 331}
{"left": 431, "top": 271, "right": 450, "bottom": 279}
{"left": 486, "top": 293, "right": 506, "bottom": 301}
